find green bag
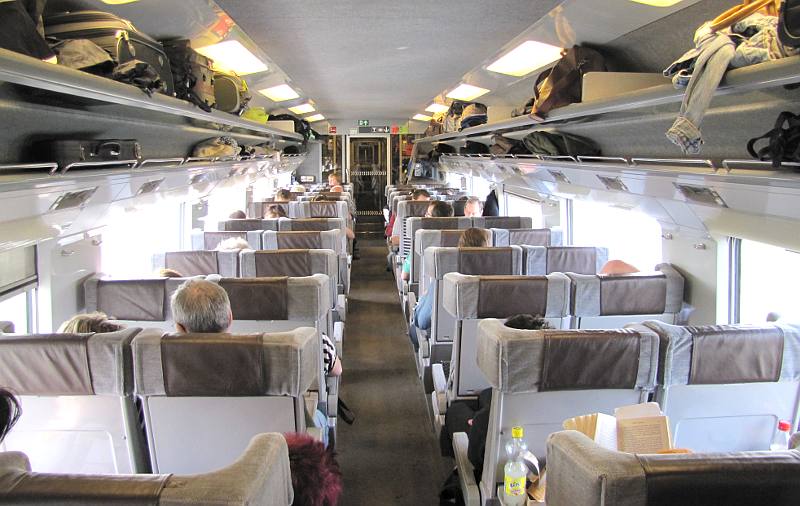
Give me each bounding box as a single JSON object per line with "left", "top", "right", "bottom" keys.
{"left": 522, "top": 131, "right": 601, "bottom": 157}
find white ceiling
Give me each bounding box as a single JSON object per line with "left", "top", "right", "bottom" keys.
{"left": 216, "top": 0, "right": 561, "bottom": 120}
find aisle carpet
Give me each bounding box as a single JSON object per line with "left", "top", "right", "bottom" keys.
{"left": 336, "top": 238, "right": 450, "bottom": 505}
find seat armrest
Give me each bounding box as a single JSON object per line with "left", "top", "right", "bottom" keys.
{"left": 432, "top": 363, "right": 447, "bottom": 393}
{"left": 335, "top": 294, "right": 347, "bottom": 322}
{"left": 407, "top": 291, "right": 417, "bottom": 325}
{"left": 453, "top": 432, "right": 480, "bottom": 506}
{"left": 333, "top": 321, "right": 344, "bottom": 344}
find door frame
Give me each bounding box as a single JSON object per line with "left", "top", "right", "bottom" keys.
{"left": 345, "top": 134, "right": 392, "bottom": 186}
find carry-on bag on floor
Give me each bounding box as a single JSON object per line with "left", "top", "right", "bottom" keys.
{"left": 161, "top": 38, "right": 215, "bottom": 112}
{"left": 43, "top": 10, "right": 174, "bottom": 96}
{"left": 34, "top": 139, "right": 142, "bottom": 173}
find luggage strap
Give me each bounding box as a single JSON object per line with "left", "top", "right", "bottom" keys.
{"left": 747, "top": 111, "right": 800, "bottom": 168}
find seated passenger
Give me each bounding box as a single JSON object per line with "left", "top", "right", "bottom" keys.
{"left": 440, "top": 314, "right": 552, "bottom": 482}
{"left": 171, "top": 279, "right": 233, "bottom": 333}
{"left": 265, "top": 204, "right": 288, "bottom": 219}
{"left": 228, "top": 210, "right": 246, "bottom": 219}
{"left": 284, "top": 432, "right": 343, "bottom": 506}
{"left": 274, "top": 189, "right": 292, "bottom": 202}
{"left": 599, "top": 259, "right": 640, "bottom": 275}
{"left": 408, "top": 227, "right": 487, "bottom": 351}
{"left": 327, "top": 171, "right": 342, "bottom": 188}
{"left": 387, "top": 188, "right": 430, "bottom": 244}
{"left": 215, "top": 237, "right": 251, "bottom": 251}
{"left": 463, "top": 196, "right": 483, "bottom": 218}
{"left": 58, "top": 312, "right": 124, "bottom": 333}
{"left": 157, "top": 268, "right": 183, "bottom": 278}
{"left": 401, "top": 200, "right": 455, "bottom": 282}
{"left": 1, "top": 387, "right": 20, "bottom": 443}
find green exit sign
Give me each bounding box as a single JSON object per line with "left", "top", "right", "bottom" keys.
{"left": 358, "top": 120, "right": 369, "bottom": 127}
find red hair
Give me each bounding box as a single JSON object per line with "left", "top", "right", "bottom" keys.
{"left": 284, "top": 432, "right": 343, "bottom": 506}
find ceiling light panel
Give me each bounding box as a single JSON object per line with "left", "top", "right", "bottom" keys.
{"left": 425, "top": 103, "right": 449, "bottom": 114}
{"left": 412, "top": 114, "right": 433, "bottom": 122}
{"left": 195, "top": 40, "right": 268, "bottom": 76}
{"left": 259, "top": 84, "right": 300, "bottom": 102}
{"left": 305, "top": 114, "right": 325, "bottom": 122}
{"left": 487, "top": 40, "right": 564, "bottom": 77}
{"left": 446, "top": 84, "right": 490, "bottom": 101}
{"left": 289, "top": 103, "right": 315, "bottom": 114}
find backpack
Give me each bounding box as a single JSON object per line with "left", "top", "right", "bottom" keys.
{"left": 483, "top": 188, "right": 500, "bottom": 216}
{"left": 530, "top": 46, "right": 606, "bottom": 119}
{"left": 439, "top": 468, "right": 465, "bottom": 506}
{"left": 522, "top": 131, "right": 601, "bottom": 157}
{"left": 779, "top": 0, "right": 800, "bottom": 47}
{"left": 747, "top": 111, "right": 800, "bottom": 168}
{"left": 489, "top": 134, "right": 530, "bottom": 156}
{"left": 459, "top": 103, "right": 488, "bottom": 130}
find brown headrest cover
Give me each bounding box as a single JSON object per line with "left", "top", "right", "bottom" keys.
{"left": 309, "top": 202, "right": 338, "bottom": 218}
{"left": 221, "top": 219, "right": 264, "bottom": 231}
{"left": 165, "top": 251, "right": 218, "bottom": 277}
{"left": 254, "top": 250, "right": 312, "bottom": 278}
{"left": 482, "top": 217, "right": 525, "bottom": 229}
{"left": 405, "top": 200, "right": 431, "bottom": 216}
{"left": 459, "top": 247, "right": 513, "bottom": 275}
{"left": 0, "top": 334, "right": 94, "bottom": 395}
{"left": 97, "top": 279, "right": 165, "bottom": 321}
{"left": 600, "top": 274, "right": 667, "bottom": 315}
{"left": 276, "top": 231, "right": 322, "bottom": 250}
{"left": 441, "top": 230, "right": 465, "bottom": 247}
{"left": 419, "top": 217, "right": 463, "bottom": 230}
{"left": 288, "top": 219, "right": 331, "bottom": 231}
{"left": 688, "top": 325, "right": 784, "bottom": 385}
{"left": 204, "top": 232, "right": 246, "bottom": 250}
{"left": 509, "top": 229, "right": 551, "bottom": 247}
{"left": 478, "top": 276, "right": 548, "bottom": 318}
{"left": 547, "top": 247, "right": 597, "bottom": 275}
{"left": 218, "top": 278, "right": 288, "bottom": 320}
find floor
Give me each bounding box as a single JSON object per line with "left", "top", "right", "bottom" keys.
{"left": 336, "top": 238, "right": 451, "bottom": 505}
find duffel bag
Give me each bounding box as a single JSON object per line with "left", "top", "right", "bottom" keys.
{"left": 489, "top": 134, "right": 529, "bottom": 156}
{"left": 779, "top": 0, "right": 800, "bottom": 47}
{"left": 530, "top": 45, "right": 606, "bottom": 119}
{"left": 214, "top": 72, "right": 251, "bottom": 114}
{"left": 161, "top": 38, "right": 215, "bottom": 111}
{"left": 0, "top": 0, "right": 55, "bottom": 61}
{"left": 44, "top": 10, "right": 173, "bottom": 95}
{"left": 34, "top": 139, "right": 142, "bottom": 171}
{"left": 522, "top": 131, "right": 601, "bottom": 157}
{"left": 459, "top": 103, "right": 488, "bottom": 130}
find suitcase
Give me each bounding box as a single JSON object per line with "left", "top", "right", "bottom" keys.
{"left": 162, "top": 39, "right": 215, "bottom": 111}
{"left": 214, "top": 72, "right": 250, "bottom": 114}
{"left": 34, "top": 139, "right": 142, "bottom": 173}
{"left": 43, "top": 11, "right": 174, "bottom": 96}
{"left": 0, "top": 0, "right": 55, "bottom": 61}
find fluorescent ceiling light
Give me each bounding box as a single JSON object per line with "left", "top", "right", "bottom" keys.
{"left": 259, "top": 84, "right": 300, "bottom": 102}
{"left": 412, "top": 114, "right": 433, "bottom": 122}
{"left": 305, "top": 114, "right": 325, "bottom": 122}
{"left": 425, "top": 103, "right": 449, "bottom": 114}
{"left": 629, "top": 0, "right": 683, "bottom": 5}
{"left": 289, "top": 103, "right": 315, "bottom": 114}
{"left": 446, "top": 84, "right": 490, "bottom": 101}
{"left": 487, "top": 40, "right": 564, "bottom": 77}
{"left": 195, "top": 40, "right": 268, "bottom": 76}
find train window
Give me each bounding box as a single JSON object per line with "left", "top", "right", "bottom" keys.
{"left": 505, "top": 193, "right": 544, "bottom": 227}
{"left": 205, "top": 186, "right": 247, "bottom": 231}
{"left": 471, "top": 176, "right": 493, "bottom": 200}
{"left": 738, "top": 239, "right": 800, "bottom": 324}
{"left": 571, "top": 200, "right": 662, "bottom": 271}
{"left": 0, "top": 291, "right": 33, "bottom": 334}
{"left": 0, "top": 245, "right": 37, "bottom": 333}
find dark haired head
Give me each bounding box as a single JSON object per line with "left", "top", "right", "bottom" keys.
{"left": 504, "top": 314, "right": 552, "bottom": 330}
{"left": 0, "top": 388, "right": 21, "bottom": 443}
{"left": 411, "top": 189, "right": 430, "bottom": 200}
{"left": 458, "top": 227, "right": 489, "bottom": 248}
{"left": 228, "top": 210, "right": 246, "bottom": 219}
{"left": 275, "top": 189, "right": 292, "bottom": 202}
{"left": 284, "top": 432, "right": 342, "bottom": 506}
{"left": 265, "top": 204, "right": 288, "bottom": 218}
{"left": 426, "top": 200, "right": 453, "bottom": 218}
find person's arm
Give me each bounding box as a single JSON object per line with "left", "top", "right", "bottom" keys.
{"left": 321, "top": 333, "right": 342, "bottom": 377}
{"left": 345, "top": 227, "right": 355, "bottom": 240}
{"left": 401, "top": 255, "right": 411, "bottom": 281}
{"left": 330, "top": 357, "right": 343, "bottom": 377}
{"left": 415, "top": 293, "right": 433, "bottom": 330}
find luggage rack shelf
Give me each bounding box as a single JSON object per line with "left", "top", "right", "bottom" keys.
{"left": 0, "top": 48, "right": 303, "bottom": 143}
{"left": 414, "top": 55, "right": 800, "bottom": 145}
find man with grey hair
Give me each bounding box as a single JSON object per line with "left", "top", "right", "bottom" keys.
{"left": 463, "top": 196, "right": 483, "bottom": 217}
{"left": 171, "top": 278, "right": 232, "bottom": 333}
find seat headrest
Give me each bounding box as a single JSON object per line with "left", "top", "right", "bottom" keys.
{"left": 213, "top": 274, "right": 329, "bottom": 321}
{"left": 262, "top": 230, "right": 340, "bottom": 252}
{"left": 570, "top": 270, "right": 684, "bottom": 316}
{"left": 133, "top": 327, "right": 318, "bottom": 396}
{"left": 524, "top": 246, "right": 608, "bottom": 275}
{"left": 0, "top": 329, "right": 141, "bottom": 395}
{"left": 477, "top": 319, "right": 658, "bottom": 394}
{"left": 406, "top": 217, "right": 471, "bottom": 237}
{"left": 219, "top": 219, "right": 270, "bottom": 231}
{"left": 424, "top": 246, "right": 523, "bottom": 279}
{"left": 278, "top": 218, "right": 342, "bottom": 232}
{"left": 473, "top": 216, "right": 533, "bottom": 229}
{"left": 492, "top": 228, "right": 555, "bottom": 247}
{"left": 397, "top": 200, "right": 433, "bottom": 217}
{"left": 163, "top": 251, "right": 225, "bottom": 277}
{"left": 86, "top": 278, "right": 168, "bottom": 321}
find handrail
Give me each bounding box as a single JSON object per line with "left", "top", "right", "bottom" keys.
{"left": 136, "top": 158, "right": 185, "bottom": 169}
{"left": 61, "top": 159, "right": 138, "bottom": 175}
{"left": 577, "top": 156, "right": 629, "bottom": 166}
{"left": 0, "top": 162, "right": 58, "bottom": 174}
{"left": 631, "top": 158, "right": 715, "bottom": 170}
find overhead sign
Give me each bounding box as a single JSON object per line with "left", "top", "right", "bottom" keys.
{"left": 328, "top": 126, "right": 337, "bottom": 134}
{"left": 358, "top": 119, "right": 370, "bottom": 126}
{"left": 358, "top": 126, "right": 389, "bottom": 134}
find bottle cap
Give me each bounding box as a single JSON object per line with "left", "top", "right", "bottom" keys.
{"left": 512, "top": 426, "right": 524, "bottom": 438}
{"left": 778, "top": 420, "right": 792, "bottom": 432}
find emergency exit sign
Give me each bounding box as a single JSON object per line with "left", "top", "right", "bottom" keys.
{"left": 358, "top": 120, "right": 369, "bottom": 126}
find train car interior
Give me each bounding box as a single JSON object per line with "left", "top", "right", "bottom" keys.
{"left": 1, "top": 1, "right": 800, "bottom": 505}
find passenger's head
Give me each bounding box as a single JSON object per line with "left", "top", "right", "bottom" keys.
{"left": 504, "top": 314, "right": 552, "bottom": 330}
{"left": 216, "top": 237, "right": 251, "bottom": 251}
{"left": 426, "top": 200, "right": 453, "bottom": 218}
{"left": 275, "top": 189, "right": 292, "bottom": 202}
{"left": 458, "top": 227, "right": 489, "bottom": 248}
{"left": 411, "top": 189, "right": 431, "bottom": 201}
{"left": 171, "top": 279, "right": 232, "bottom": 333}
{"left": 158, "top": 268, "right": 184, "bottom": 278}
{"left": 58, "top": 312, "right": 124, "bottom": 333}
{"left": 265, "top": 204, "right": 288, "bottom": 218}
{"left": 284, "top": 432, "right": 343, "bottom": 506}
{"left": 228, "top": 210, "right": 246, "bottom": 219}
{"left": 328, "top": 172, "right": 342, "bottom": 186}
{"left": 463, "top": 196, "right": 483, "bottom": 218}
{"left": 0, "top": 388, "right": 21, "bottom": 444}
{"left": 599, "top": 260, "right": 640, "bottom": 276}
{"left": 312, "top": 194, "right": 330, "bottom": 202}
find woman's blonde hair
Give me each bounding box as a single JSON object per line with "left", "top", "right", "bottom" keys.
{"left": 458, "top": 228, "right": 489, "bottom": 248}
{"left": 58, "top": 312, "right": 124, "bottom": 334}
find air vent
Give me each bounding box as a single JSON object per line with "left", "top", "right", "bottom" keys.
{"left": 136, "top": 178, "right": 165, "bottom": 196}
{"left": 548, "top": 170, "right": 570, "bottom": 184}
{"left": 49, "top": 187, "right": 98, "bottom": 211}
{"left": 674, "top": 183, "right": 727, "bottom": 207}
{"left": 598, "top": 175, "right": 629, "bottom": 192}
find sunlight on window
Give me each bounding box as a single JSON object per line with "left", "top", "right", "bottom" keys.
{"left": 572, "top": 200, "right": 662, "bottom": 271}
{"left": 739, "top": 239, "right": 800, "bottom": 324}
{"left": 0, "top": 291, "right": 29, "bottom": 333}
{"left": 506, "top": 194, "right": 544, "bottom": 227}
{"left": 471, "top": 176, "right": 493, "bottom": 201}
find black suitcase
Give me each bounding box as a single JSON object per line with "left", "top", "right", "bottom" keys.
{"left": 34, "top": 139, "right": 142, "bottom": 173}
{"left": 43, "top": 10, "right": 174, "bottom": 96}
{"left": 0, "top": 0, "right": 54, "bottom": 60}
{"left": 162, "top": 38, "right": 215, "bottom": 112}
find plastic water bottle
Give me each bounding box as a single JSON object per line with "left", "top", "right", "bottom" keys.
{"left": 504, "top": 426, "right": 527, "bottom": 505}
{"left": 770, "top": 420, "right": 792, "bottom": 451}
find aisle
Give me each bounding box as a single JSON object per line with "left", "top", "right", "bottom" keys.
{"left": 336, "top": 238, "right": 450, "bottom": 505}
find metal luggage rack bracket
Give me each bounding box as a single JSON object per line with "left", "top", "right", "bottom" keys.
{"left": 136, "top": 157, "right": 185, "bottom": 169}
{"left": 0, "top": 162, "right": 59, "bottom": 174}
{"left": 59, "top": 159, "right": 139, "bottom": 175}
{"left": 721, "top": 159, "right": 800, "bottom": 171}
{"left": 631, "top": 157, "right": 716, "bottom": 171}
{"left": 577, "top": 156, "right": 629, "bottom": 166}
{"left": 539, "top": 155, "right": 578, "bottom": 164}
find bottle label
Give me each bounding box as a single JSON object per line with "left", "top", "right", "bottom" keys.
{"left": 504, "top": 475, "right": 525, "bottom": 497}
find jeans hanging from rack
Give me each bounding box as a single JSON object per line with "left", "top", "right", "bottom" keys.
{"left": 664, "top": 23, "right": 735, "bottom": 155}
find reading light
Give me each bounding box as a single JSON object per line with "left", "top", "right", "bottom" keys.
{"left": 446, "top": 84, "right": 490, "bottom": 101}
{"left": 195, "top": 40, "right": 268, "bottom": 76}
{"left": 305, "top": 114, "right": 325, "bottom": 122}
{"left": 412, "top": 114, "right": 433, "bottom": 122}
{"left": 289, "top": 103, "right": 315, "bottom": 114}
{"left": 487, "top": 40, "right": 564, "bottom": 77}
{"left": 629, "top": 0, "right": 684, "bottom": 6}
{"left": 259, "top": 84, "right": 300, "bottom": 102}
{"left": 425, "top": 103, "right": 449, "bottom": 114}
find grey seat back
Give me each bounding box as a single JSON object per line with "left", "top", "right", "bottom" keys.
{"left": 472, "top": 216, "right": 532, "bottom": 230}
{"left": 491, "top": 227, "right": 563, "bottom": 247}
{"left": 191, "top": 230, "right": 261, "bottom": 250}
{"left": 394, "top": 200, "right": 453, "bottom": 256}
{"left": 0, "top": 433, "right": 294, "bottom": 506}
{"left": 641, "top": 320, "right": 800, "bottom": 453}
{"left": 278, "top": 218, "right": 347, "bottom": 254}
{"left": 523, "top": 245, "right": 608, "bottom": 275}
{"left": 569, "top": 264, "right": 684, "bottom": 328}
{"left": 476, "top": 319, "right": 659, "bottom": 503}
{"left": 261, "top": 230, "right": 341, "bottom": 254}
{"left": 218, "top": 219, "right": 278, "bottom": 232}
{"left": 442, "top": 272, "right": 571, "bottom": 399}
{"left": 133, "top": 327, "right": 317, "bottom": 474}
{"left": 240, "top": 249, "right": 338, "bottom": 306}
{"left": 406, "top": 218, "right": 473, "bottom": 290}
{"left": 0, "top": 329, "right": 148, "bottom": 474}
{"left": 546, "top": 430, "right": 800, "bottom": 506}
{"left": 249, "top": 201, "right": 291, "bottom": 219}
{"left": 289, "top": 201, "right": 348, "bottom": 220}
{"left": 152, "top": 250, "right": 239, "bottom": 277}
{"left": 84, "top": 277, "right": 176, "bottom": 331}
